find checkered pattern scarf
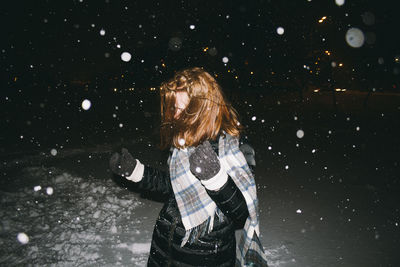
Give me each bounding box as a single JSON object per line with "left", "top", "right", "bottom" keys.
{"left": 169, "top": 134, "right": 268, "bottom": 266}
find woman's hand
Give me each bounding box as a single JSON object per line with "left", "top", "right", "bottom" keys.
{"left": 109, "top": 148, "right": 137, "bottom": 177}
{"left": 189, "top": 141, "right": 221, "bottom": 181}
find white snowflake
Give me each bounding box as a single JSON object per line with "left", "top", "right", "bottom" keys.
{"left": 50, "top": 149, "right": 57, "bottom": 156}
{"left": 81, "top": 99, "right": 91, "bottom": 110}
{"left": 17, "top": 233, "right": 29, "bottom": 244}
{"left": 296, "top": 129, "right": 304, "bottom": 138}
{"left": 46, "top": 187, "right": 54, "bottom": 195}
{"left": 178, "top": 138, "right": 185, "bottom": 146}
{"left": 121, "top": 52, "right": 132, "bottom": 62}
{"left": 276, "top": 27, "right": 285, "bottom": 35}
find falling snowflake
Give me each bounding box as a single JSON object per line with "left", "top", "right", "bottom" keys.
{"left": 34, "top": 186, "right": 41, "bottom": 192}
{"left": 81, "top": 99, "right": 91, "bottom": 110}
{"left": 46, "top": 187, "right": 54, "bottom": 195}
{"left": 50, "top": 149, "right": 57, "bottom": 156}
{"left": 296, "top": 129, "right": 304, "bottom": 138}
{"left": 178, "top": 138, "right": 186, "bottom": 146}
{"left": 335, "top": 0, "right": 345, "bottom": 6}
{"left": 17, "top": 233, "right": 29, "bottom": 244}
{"left": 345, "top": 28, "right": 365, "bottom": 48}
{"left": 121, "top": 52, "right": 132, "bottom": 62}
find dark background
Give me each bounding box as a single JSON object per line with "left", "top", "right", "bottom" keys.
{"left": 1, "top": 0, "right": 399, "bottom": 153}
{"left": 1, "top": 1, "right": 400, "bottom": 265}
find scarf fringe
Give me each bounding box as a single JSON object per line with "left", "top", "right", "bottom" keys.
{"left": 181, "top": 209, "right": 225, "bottom": 247}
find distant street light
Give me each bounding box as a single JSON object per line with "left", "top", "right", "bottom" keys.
{"left": 318, "top": 16, "right": 327, "bottom": 23}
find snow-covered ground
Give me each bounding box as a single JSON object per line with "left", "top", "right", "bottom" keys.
{"left": 1, "top": 143, "right": 298, "bottom": 266}
{"left": 1, "top": 98, "right": 400, "bottom": 266}
{"left": 0, "top": 153, "right": 156, "bottom": 266}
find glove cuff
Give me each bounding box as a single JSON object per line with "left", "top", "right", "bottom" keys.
{"left": 125, "top": 159, "right": 145, "bottom": 182}
{"left": 200, "top": 162, "right": 228, "bottom": 191}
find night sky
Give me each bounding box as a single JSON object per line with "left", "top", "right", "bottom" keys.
{"left": 1, "top": 0, "right": 399, "bottom": 152}
{"left": 2, "top": 0, "right": 399, "bottom": 88}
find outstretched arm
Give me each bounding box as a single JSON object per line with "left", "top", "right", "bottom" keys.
{"left": 109, "top": 148, "right": 173, "bottom": 197}
{"left": 136, "top": 165, "right": 173, "bottom": 196}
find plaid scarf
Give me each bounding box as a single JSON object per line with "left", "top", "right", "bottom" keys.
{"left": 169, "top": 134, "right": 268, "bottom": 266}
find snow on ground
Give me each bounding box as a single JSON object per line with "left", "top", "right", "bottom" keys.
{"left": 0, "top": 164, "right": 152, "bottom": 266}
{"left": 0, "top": 146, "right": 297, "bottom": 266}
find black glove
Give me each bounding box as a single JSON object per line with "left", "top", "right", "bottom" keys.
{"left": 189, "top": 141, "right": 221, "bottom": 181}
{"left": 109, "top": 148, "right": 137, "bottom": 177}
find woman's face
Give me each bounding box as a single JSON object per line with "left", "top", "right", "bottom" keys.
{"left": 174, "top": 90, "right": 190, "bottom": 118}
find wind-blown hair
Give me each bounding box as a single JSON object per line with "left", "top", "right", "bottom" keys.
{"left": 159, "top": 67, "right": 242, "bottom": 149}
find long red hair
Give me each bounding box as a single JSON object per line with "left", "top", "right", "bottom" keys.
{"left": 159, "top": 67, "right": 242, "bottom": 149}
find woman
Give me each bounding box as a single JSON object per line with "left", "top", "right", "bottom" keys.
{"left": 109, "top": 67, "right": 268, "bottom": 266}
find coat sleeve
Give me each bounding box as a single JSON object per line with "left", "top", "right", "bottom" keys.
{"left": 135, "top": 166, "right": 173, "bottom": 197}
{"left": 206, "top": 176, "right": 249, "bottom": 230}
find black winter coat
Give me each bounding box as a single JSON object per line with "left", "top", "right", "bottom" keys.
{"left": 136, "top": 142, "right": 251, "bottom": 266}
